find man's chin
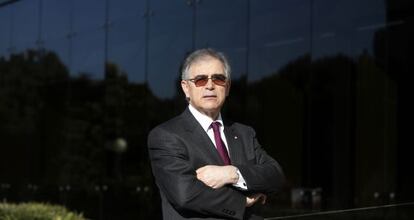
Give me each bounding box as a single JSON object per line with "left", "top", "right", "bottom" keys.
{"left": 197, "top": 106, "right": 222, "bottom": 117}
{"left": 201, "top": 103, "right": 222, "bottom": 110}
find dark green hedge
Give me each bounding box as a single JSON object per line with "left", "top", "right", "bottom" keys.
{"left": 0, "top": 202, "right": 86, "bottom": 220}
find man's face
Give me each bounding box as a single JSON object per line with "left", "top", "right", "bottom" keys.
{"left": 181, "top": 57, "right": 230, "bottom": 119}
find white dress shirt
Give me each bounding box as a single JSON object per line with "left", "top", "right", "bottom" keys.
{"left": 188, "top": 104, "right": 247, "bottom": 190}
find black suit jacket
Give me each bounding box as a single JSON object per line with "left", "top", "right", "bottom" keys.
{"left": 148, "top": 108, "right": 285, "bottom": 220}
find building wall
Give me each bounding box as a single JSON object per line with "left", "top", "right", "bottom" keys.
{"left": 0, "top": 0, "right": 412, "bottom": 219}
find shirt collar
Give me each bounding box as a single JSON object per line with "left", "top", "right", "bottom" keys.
{"left": 188, "top": 104, "right": 223, "bottom": 132}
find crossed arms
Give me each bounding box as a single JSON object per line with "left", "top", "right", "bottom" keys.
{"left": 148, "top": 125, "right": 285, "bottom": 219}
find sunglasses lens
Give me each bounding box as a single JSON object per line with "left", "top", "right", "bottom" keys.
{"left": 194, "top": 76, "right": 209, "bottom": 87}
{"left": 212, "top": 75, "right": 227, "bottom": 86}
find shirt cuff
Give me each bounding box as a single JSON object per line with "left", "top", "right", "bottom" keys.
{"left": 233, "top": 168, "right": 248, "bottom": 190}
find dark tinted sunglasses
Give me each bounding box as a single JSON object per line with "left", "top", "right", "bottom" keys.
{"left": 188, "top": 74, "right": 228, "bottom": 87}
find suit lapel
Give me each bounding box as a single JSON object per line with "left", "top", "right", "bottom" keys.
{"left": 224, "top": 121, "right": 244, "bottom": 166}
{"left": 180, "top": 109, "right": 224, "bottom": 165}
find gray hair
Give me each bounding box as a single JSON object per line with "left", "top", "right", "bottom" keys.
{"left": 181, "top": 48, "right": 231, "bottom": 80}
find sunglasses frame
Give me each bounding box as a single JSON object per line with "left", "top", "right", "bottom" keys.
{"left": 187, "top": 74, "right": 228, "bottom": 87}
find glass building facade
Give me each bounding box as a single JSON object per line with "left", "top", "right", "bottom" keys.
{"left": 0, "top": 0, "right": 413, "bottom": 219}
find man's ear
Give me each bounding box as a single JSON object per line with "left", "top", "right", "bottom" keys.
{"left": 181, "top": 80, "right": 190, "bottom": 99}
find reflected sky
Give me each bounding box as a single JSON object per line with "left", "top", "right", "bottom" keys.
{"left": 0, "top": 0, "right": 387, "bottom": 98}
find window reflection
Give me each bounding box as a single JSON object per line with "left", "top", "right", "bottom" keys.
{"left": 107, "top": 0, "right": 146, "bottom": 83}
{"left": 42, "top": 0, "right": 71, "bottom": 70}
{"left": 249, "top": 0, "right": 311, "bottom": 82}
{"left": 0, "top": 0, "right": 411, "bottom": 219}
{"left": 196, "top": 0, "right": 248, "bottom": 79}
{"left": 72, "top": 0, "right": 105, "bottom": 34}
{"left": 70, "top": 0, "right": 105, "bottom": 79}
{"left": 11, "top": 0, "right": 39, "bottom": 54}
{"left": 0, "top": 6, "right": 11, "bottom": 57}
{"left": 71, "top": 31, "right": 105, "bottom": 79}
{"left": 147, "top": 0, "right": 193, "bottom": 99}
{"left": 42, "top": 0, "right": 71, "bottom": 41}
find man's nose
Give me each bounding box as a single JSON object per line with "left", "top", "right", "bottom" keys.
{"left": 205, "top": 77, "right": 215, "bottom": 89}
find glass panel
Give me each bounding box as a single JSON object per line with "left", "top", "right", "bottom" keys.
{"left": 0, "top": 3, "right": 13, "bottom": 184}
{"left": 347, "top": 0, "right": 387, "bottom": 58}
{"left": 147, "top": 1, "right": 193, "bottom": 99}
{"left": 350, "top": 1, "right": 394, "bottom": 208}
{"left": 42, "top": 0, "right": 71, "bottom": 41}
{"left": 71, "top": 30, "right": 105, "bottom": 79}
{"left": 105, "top": 0, "right": 148, "bottom": 188}
{"left": 313, "top": 0, "right": 353, "bottom": 58}
{"left": 249, "top": 0, "right": 311, "bottom": 82}
{"left": 246, "top": 0, "right": 310, "bottom": 199}
{"left": 313, "top": 0, "right": 386, "bottom": 58}
{"left": 0, "top": 0, "right": 70, "bottom": 188}
{"left": 73, "top": 0, "right": 105, "bottom": 34}
{"left": 42, "top": 0, "right": 71, "bottom": 69}
{"left": 0, "top": 6, "right": 11, "bottom": 58}
{"left": 70, "top": 0, "right": 105, "bottom": 79}
{"left": 107, "top": 0, "right": 146, "bottom": 83}
{"left": 311, "top": 0, "right": 357, "bottom": 210}
{"left": 196, "top": 0, "right": 248, "bottom": 79}
{"left": 0, "top": 0, "right": 41, "bottom": 184}
{"left": 109, "top": 0, "right": 143, "bottom": 22}
{"left": 12, "top": 0, "right": 40, "bottom": 53}
{"left": 386, "top": 0, "right": 412, "bottom": 204}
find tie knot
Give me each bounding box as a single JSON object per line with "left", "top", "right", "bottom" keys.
{"left": 211, "top": 121, "right": 221, "bottom": 131}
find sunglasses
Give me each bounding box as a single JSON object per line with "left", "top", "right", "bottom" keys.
{"left": 187, "top": 74, "right": 228, "bottom": 87}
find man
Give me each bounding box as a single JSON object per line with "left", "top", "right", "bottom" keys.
{"left": 148, "top": 48, "right": 285, "bottom": 220}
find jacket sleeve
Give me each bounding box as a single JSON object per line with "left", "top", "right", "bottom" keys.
{"left": 148, "top": 126, "right": 246, "bottom": 219}
{"left": 236, "top": 126, "right": 286, "bottom": 194}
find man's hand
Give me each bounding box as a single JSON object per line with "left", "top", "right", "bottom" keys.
{"left": 246, "top": 193, "right": 267, "bottom": 207}
{"left": 196, "top": 165, "right": 239, "bottom": 189}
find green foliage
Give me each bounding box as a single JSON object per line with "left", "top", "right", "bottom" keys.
{"left": 0, "top": 202, "right": 86, "bottom": 220}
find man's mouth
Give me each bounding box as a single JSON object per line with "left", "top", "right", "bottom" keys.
{"left": 203, "top": 95, "right": 217, "bottom": 98}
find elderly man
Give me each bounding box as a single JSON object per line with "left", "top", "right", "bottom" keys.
{"left": 148, "top": 48, "right": 285, "bottom": 220}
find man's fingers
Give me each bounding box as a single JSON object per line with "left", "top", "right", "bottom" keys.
{"left": 196, "top": 167, "right": 204, "bottom": 174}
{"left": 245, "top": 194, "right": 267, "bottom": 207}
{"left": 260, "top": 194, "right": 267, "bottom": 204}
{"left": 196, "top": 165, "right": 214, "bottom": 174}
{"left": 196, "top": 172, "right": 202, "bottom": 179}
{"left": 256, "top": 193, "right": 266, "bottom": 204}
{"left": 195, "top": 165, "right": 229, "bottom": 189}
